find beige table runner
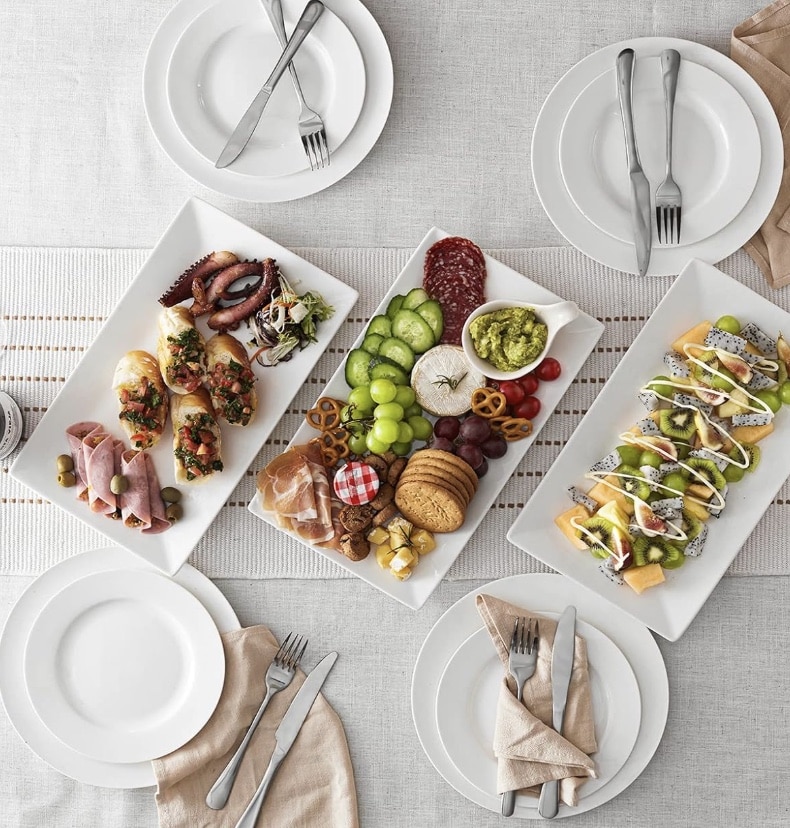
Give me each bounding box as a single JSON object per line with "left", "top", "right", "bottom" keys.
{"left": 1, "top": 245, "right": 788, "bottom": 579}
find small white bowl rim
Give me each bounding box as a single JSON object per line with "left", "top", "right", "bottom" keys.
{"left": 461, "top": 299, "right": 578, "bottom": 381}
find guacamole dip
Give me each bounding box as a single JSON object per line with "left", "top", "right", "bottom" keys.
{"left": 469, "top": 307, "right": 548, "bottom": 372}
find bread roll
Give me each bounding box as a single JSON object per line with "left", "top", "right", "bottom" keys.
{"left": 206, "top": 333, "right": 257, "bottom": 426}
{"left": 171, "top": 387, "right": 223, "bottom": 483}
{"left": 157, "top": 306, "right": 207, "bottom": 395}
{"left": 112, "top": 350, "right": 168, "bottom": 449}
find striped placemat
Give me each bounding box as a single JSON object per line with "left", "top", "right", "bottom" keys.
{"left": 1, "top": 245, "right": 788, "bottom": 579}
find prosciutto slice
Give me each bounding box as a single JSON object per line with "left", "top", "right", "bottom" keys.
{"left": 257, "top": 450, "right": 317, "bottom": 520}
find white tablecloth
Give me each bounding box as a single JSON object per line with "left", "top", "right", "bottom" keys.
{"left": 2, "top": 1, "right": 789, "bottom": 826}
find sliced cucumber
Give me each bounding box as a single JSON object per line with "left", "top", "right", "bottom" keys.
{"left": 370, "top": 361, "right": 409, "bottom": 385}
{"left": 345, "top": 348, "right": 373, "bottom": 388}
{"left": 367, "top": 315, "right": 392, "bottom": 338}
{"left": 391, "top": 309, "right": 435, "bottom": 354}
{"left": 378, "top": 336, "right": 415, "bottom": 372}
{"left": 386, "top": 294, "right": 405, "bottom": 320}
{"left": 414, "top": 299, "right": 444, "bottom": 343}
{"left": 401, "top": 287, "right": 430, "bottom": 311}
{"left": 361, "top": 333, "right": 384, "bottom": 355}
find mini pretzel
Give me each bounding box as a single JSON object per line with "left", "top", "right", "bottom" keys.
{"left": 470, "top": 387, "right": 507, "bottom": 419}
{"left": 316, "top": 429, "right": 350, "bottom": 466}
{"left": 306, "top": 397, "right": 343, "bottom": 432}
{"left": 490, "top": 415, "right": 533, "bottom": 441}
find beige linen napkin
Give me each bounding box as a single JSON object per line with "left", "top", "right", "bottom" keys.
{"left": 476, "top": 595, "right": 597, "bottom": 807}
{"left": 153, "top": 625, "right": 358, "bottom": 828}
{"left": 732, "top": 0, "right": 790, "bottom": 288}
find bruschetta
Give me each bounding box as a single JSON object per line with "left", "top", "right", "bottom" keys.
{"left": 205, "top": 333, "right": 257, "bottom": 426}
{"left": 157, "top": 306, "right": 207, "bottom": 395}
{"left": 171, "top": 388, "right": 223, "bottom": 483}
{"left": 112, "top": 350, "right": 168, "bottom": 449}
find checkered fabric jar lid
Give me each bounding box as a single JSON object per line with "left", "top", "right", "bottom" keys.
{"left": 333, "top": 460, "right": 380, "bottom": 505}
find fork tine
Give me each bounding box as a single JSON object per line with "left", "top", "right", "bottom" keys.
{"left": 676, "top": 206, "right": 682, "bottom": 243}
{"left": 280, "top": 633, "right": 301, "bottom": 667}
{"left": 317, "top": 129, "right": 329, "bottom": 167}
{"left": 310, "top": 133, "right": 324, "bottom": 169}
{"left": 510, "top": 617, "right": 519, "bottom": 652}
{"left": 532, "top": 620, "right": 539, "bottom": 654}
{"left": 656, "top": 206, "right": 662, "bottom": 244}
{"left": 301, "top": 135, "right": 316, "bottom": 171}
{"left": 292, "top": 636, "right": 308, "bottom": 668}
{"left": 273, "top": 632, "right": 292, "bottom": 665}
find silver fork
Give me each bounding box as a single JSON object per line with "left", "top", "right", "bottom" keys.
{"left": 501, "top": 617, "right": 540, "bottom": 818}
{"left": 655, "top": 49, "right": 682, "bottom": 244}
{"left": 260, "top": 0, "right": 329, "bottom": 169}
{"left": 206, "top": 633, "right": 307, "bottom": 810}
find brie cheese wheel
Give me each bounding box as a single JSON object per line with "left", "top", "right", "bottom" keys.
{"left": 411, "top": 345, "right": 485, "bottom": 417}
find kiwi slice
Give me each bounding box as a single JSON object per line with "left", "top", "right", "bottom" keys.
{"left": 690, "top": 350, "right": 719, "bottom": 384}
{"left": 615, "top": 465, "right": 651, "bottom": 500}
{"left": 659, "top": 408, "right": 697, "bottom": 441}
{"left": 685, "top": 457, "right": 727, "bottom": 491}
{"left": 680, "top": 509, "right": 702, "bottom": 542}
{"left": 729, "top": 442, "right": 760, "bottom": 473}
{"left": 632, "top": 536, "right": 685, "bottom": 569}
{"left": 579, "top": 517, "right": 616, "bottom": 560}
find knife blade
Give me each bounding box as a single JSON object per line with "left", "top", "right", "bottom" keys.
{"left": 215, "top": 0, "right": 325, "bottom": 169}
{"left": 234, "top": 650, "right": 338, "bottom": 828}
{"left": 615, "top": 48, "right": 652, "bottom": 277}
{"left": 537, "top": 605, "right": 576, "bottom": 820}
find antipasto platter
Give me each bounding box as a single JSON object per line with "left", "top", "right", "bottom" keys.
{"left": 11, "top": 198, "right": 358, "bottom": 574}
{"left": 248, "top": 227, "right": 605, "bottom": 609}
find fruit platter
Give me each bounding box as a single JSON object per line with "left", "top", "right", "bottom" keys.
{"left": 248, "top": 227, "right": 605, "bottom": 609}
{"left": 507, "top": 259, "right": 790, "bottom": 640}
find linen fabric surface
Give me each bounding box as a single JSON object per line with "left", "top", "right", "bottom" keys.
{"left": 732, "top": 0, "right": 790, "bottom": 288}
{"left": 2, "top": 245, "right": 790, "bottom": 580}
{"left": 153, "top": 625, "right": 358, "bottom": 828}
{"left": 475, "top": 594, "right": 597, "bottom": 806}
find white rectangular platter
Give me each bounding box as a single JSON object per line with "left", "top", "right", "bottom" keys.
{"left": 11, "top": 197, "right": 358, "bottom": 574}
{"left": 508, "top": 258, "right": 790, "bottom": 640}
{"left": 249, "top": 227, "right": 605, "bottom": 609}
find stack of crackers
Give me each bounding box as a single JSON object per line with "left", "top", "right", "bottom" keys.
{"left": 394, "top": 449, "right": 478, "bottom": 532}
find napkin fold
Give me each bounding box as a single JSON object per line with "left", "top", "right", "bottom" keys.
{"left": 153, "top": 625, "right": 359, "bottom": 828}
{"left": 476, "top": 595, "right": 597, "bottom": 807}
{"left": 732, "top": 0, "right": 790, "bottom": 288}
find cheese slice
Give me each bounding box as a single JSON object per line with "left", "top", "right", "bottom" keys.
{"left": 411, "top": 345, "right": 485, "bottom": 416}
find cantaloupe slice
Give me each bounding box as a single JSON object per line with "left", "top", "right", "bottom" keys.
{"left": 671, "top": 321, "right": 712, "bottom": 354}
{"left": 623, "top": 563, "right": 666, "bottom": 594}
{"left": 730, "top": 421, "right": 774, "bottom": 444}
{"left": 587, "top": 477, "right": 634, "bottom": 515}
{"left": 554, "top": 504, "right": 590, "bottom": 550}
{"left": 683, "top": 497, "right": 711, "bottom": 522}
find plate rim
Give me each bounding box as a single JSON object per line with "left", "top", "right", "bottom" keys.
{"left": 247, "top": 226, "right": 604, "bottom": 610}
{"left": 10, "top": 196, "right": 359, "bottom": 575}
{"left": 22, "top": 567, "right": 225, "bottom": 765}
{"left": 506, "top": 258, "right": 790, "bottom": 640}
{"left": 558, "top": 57, "right": 761, "bottom": 247}
{"left": 410, "top": 573, "right": 668, "bottom": 820}
{"left": 531, "top": 35, "right": 783, "bottom": 276}
{"left": 0, "top": 546, "right": 239, "bottom": 788}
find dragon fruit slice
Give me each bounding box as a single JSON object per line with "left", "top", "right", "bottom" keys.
{"left": 664, "top": 351, "right": 690, "bottom": 377}
{"left": 683, "top": 525, "right": 708, "bottom": 557}
{"left": 589, "top": 451, "right": 622, "bottom": 474}
{"left": 740, "top": 322, "right": 777, "bottom": 356}
{"left": 639, "top": 465, "right": 662, "bottom": 489}
{"left": 567, "top": 486, "right": 598, "bottom": 514}
{"left": 651, "top": 497, "right": 683, "bottom": 519}
{"left": 659, "top": 461, "right": 682, "bottom": 475}
{"left": 732, "top": 411, "right": 772, "bottom": 427}
{"left": 673, "top": 393, "right": 713, "bottom": 416}
{"left": 598, "top": 561, "right": 625, "bottom": 585}
{"left": 637, "top": 390, "right": 660, "bottom": 411}
{"left": 636, "top": 417, "right": 662, "bottom": 436}
{"left": 746, "top": 370, "right": 776, "bottom": 391}
{"left": 704, "top": 327, "right": 747, "bottom": 355}
{"left": 741, "top": 350, "right": 763, "bottom": 365}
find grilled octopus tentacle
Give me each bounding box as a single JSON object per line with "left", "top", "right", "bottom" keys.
{"left": 207, "top": 259, "right": 278, "bottom": 332}
{"left": 158, "top": 251, "right": 239, "bottom": 307}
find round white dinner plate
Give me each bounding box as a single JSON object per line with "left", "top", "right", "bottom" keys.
{"left": 166, "top": 0, "right": 365, "bottom": 177}
{"left": 23, "top": 568, "right": 225, "bottom": 764}
{"left": 144, "top": 0, "right": 393, "bottom": 202}
{"left": 532, "top": 37, "right": 782, "bottom": 276}
{"left": 0, "top": 548, "right": 239, "bottom": 788}
{"left": 435, "top": 620, "right": 640, "bottom": 802}
{"left": 411, "top": 574, "right": 668, "bottom": 819}
{"left": 559, "top": 57, "right": 761, "bottom": 248}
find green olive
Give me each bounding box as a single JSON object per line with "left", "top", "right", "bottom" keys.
{"left": 165, "top": 503, "right": 184, "bottom": 522}
{"left": 160, "top": 486, "right": 182, "bottom": 503}
{"left": 57, "top": 471, "right": 77, "bottom": 488}
{"left": 110, "top": 474, "right": 129, "bottom": 495}
{"left": 56, "top": 454, "right": 74, "bottom": 473}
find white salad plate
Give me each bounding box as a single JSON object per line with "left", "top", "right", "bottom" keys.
{"left": 412, "top": 574, "right": 668, "bottom": 819}
{"left": 0, "top": 547, "right": 240, "bottom": 788}
{"left": 559, "top": 57, "right": 761, "bottom": 248}
{"left": 248, "top": 227, "right": 605, "bottom": 610}
{"left": 23, "top": 568, "right": 225, "bottom": 765}
{"left": 144, "top": 0, "right": 393, "bottom": 202}
{"left": 10, "top": 198, "right": 358, "bottom": 575}
{"left": 507, "top": 259, "right": 790, "bottom": 641}
{"left": 166, "top": 0, "right": 365, "bottom": 178}
{"left": 435, "top": 620, "right": 641, "bottom": 804}
{"left": 532, "top": 37, "right": 782, "bottom": 275}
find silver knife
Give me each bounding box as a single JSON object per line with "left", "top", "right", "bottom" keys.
{"left": 537, "top": 606, "right": 576, "bottom": 820}
{"left": 615, "top": 48, "right": 652, "bottom": 277}
{"left": 234, "top": 650, "right": 338, "bottom": 828}
{"left": 215, "top": 0, "right": 325, "bottom": 169}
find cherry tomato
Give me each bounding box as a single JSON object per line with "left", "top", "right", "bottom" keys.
{"left": 514, "top": 396, "right": 541, "bottom": 419}
{"left": 498, "top": 380, "right": 525, "bottom": 407}
{"left": 535, "top": 357, "right": 562, "bottom": 381}
{"left": 517, "top": 373, "right": 539, "bottom": 395}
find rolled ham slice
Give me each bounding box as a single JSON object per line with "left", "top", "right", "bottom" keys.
{"left": 65, "top": 421, "right": 102, "bottom": 500}
{"left": 82, "top": 428, "right": 122, "bottom": 515}
{"left": 120, "top": 450, "right": 152, "bottom": 529}
{"left": 142, "top": 453, "right": 169, "bottom": 535}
